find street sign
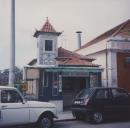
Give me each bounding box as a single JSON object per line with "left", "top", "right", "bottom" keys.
{"left": 21, "top": 83, "right": 28, "bottom": 91}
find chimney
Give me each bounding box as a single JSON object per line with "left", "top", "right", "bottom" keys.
{"left": 76, "top": 31, "right": 82, "bottom": 49}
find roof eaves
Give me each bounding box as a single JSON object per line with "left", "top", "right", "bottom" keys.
{"left": 33, "top": 31, "right": 61, "bottom": 37}
{"left": 58, "top": 64, "right": 99, "bottom": 67}
{"left": 75, "top": 19, "right": 130, "bottom": 52}
{"left": 112, "top": 19, "right": 130, "bottom": 37}
{"left": 28, "top": 58, "right": 37, "bottom": 65}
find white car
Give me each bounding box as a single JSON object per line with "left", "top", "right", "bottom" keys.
{"left": 0, "top": 86, "right": 57, "bottom": 128}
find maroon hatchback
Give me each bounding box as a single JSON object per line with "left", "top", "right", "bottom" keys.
{"left": 71, "top": 87, "right": 130, "bottom": 123}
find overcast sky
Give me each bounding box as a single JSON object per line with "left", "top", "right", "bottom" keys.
{"left": 0, "top": 0, "right": 130, "bottom": 70}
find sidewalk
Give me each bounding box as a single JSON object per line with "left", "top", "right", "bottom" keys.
{"left": 55, "top": 111, "right": 75, "bottom": 122}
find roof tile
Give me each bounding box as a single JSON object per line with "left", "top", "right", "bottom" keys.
{"left": 57, "top": 47, "right": 98, "bottom": 67}
{"left": 40, "top": 18, "right": 56, "bottom": 33}
{"left": 28, "top": 47, "right": 98, "bottom": 67}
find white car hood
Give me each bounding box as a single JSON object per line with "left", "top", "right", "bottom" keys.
{"left": 27, "top": 101, "right": 56, "bottom": 108}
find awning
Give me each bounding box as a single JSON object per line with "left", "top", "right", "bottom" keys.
{"left": 44, "top": 67, "right": 103, "bottom": 73}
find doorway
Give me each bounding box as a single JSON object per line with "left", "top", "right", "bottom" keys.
{"left": 62, "top": 77, "right": 87, "bottom": 110}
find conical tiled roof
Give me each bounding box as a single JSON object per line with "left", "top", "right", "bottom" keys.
{"left": 34, "top": 18, "right": 61, "bottom": 37}
{"left": 40, "top": 18, "right": 56, "bottom": 33}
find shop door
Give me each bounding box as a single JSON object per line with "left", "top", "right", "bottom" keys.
{"left": 62, "top": 77, "right": 86, "bottom": 110}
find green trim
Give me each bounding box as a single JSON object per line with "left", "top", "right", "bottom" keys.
{"left": 44, "top": 67, "right": 102, "bottom": 73}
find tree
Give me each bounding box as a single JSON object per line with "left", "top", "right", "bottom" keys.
{"left": 0, "top": 66, "right": 23, "bottom": 85}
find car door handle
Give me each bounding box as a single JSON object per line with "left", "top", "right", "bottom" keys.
{"left": 1, "top": 105, "right": 7, "bottom": 108}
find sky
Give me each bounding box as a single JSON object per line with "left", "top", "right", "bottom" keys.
{"left": 0, "top": 0, "right": 130, "bottom": 70}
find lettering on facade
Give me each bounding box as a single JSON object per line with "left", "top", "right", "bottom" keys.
{"left": 59, "top": 75, "right": 62, "bottom": 92}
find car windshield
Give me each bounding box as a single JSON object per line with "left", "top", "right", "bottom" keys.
{"left": 76, "top": 88, "right": 94, "bottom": 99}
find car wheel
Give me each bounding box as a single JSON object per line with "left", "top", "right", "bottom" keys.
{"left": 90, "top": 112, "right": 103, "bottom": 123}
{"left": 75, "top": 113, "right": 83, "bottom": 120}
{"left": 38, "top": 114, "right": 53, "bottom": 128}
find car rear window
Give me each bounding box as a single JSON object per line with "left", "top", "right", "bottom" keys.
{"left": 111, "top": 88, "right": 129, "bottom": 99}
{"left": 76, "top": 88, "right": 94, "bottom": 99}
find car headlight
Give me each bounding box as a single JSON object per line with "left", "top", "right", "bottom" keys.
{"left": 81, "top": 99, "right": 89, "bottom": 105}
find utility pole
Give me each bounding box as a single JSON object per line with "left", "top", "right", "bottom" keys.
{"left": 9, "top": 0, "right": 15, "bottom": 86}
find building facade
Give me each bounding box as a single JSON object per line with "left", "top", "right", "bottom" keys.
{"left": 23, "top": 19, "right": 102, "bottom": 111}
{"left": 76, "top": 19, "right": 130, "bottom": 91}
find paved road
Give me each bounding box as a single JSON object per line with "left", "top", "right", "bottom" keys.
{"left": 10, "top": 120, "right": 130, "bottom": 128}
{"left": 53, "top": 120, "right": 130, "bottom": 128}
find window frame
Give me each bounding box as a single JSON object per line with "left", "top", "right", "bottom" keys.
{"left": 52, "top": 87, "right": 58, "bottom": 96}
{"left": 95, "top": 89, "right": 109, "bottom": 100}
{"left": 1, "top": 89, "right": 23, "bottom": 103}
{"left": 52, "top": 72, "right": 59, "bottom": 96}
{"left": 43, "top": 72, "right": 49, "bottom": 87}
{"left": 111, "top": 88, "right": 129, "bottom": 99}
{"left": 45, "top": 40, "right": 53, "bottom": 51}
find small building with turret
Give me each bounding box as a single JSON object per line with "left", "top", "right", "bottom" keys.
{"left": 23, "top": 18, "right": 102, "bottom": 112}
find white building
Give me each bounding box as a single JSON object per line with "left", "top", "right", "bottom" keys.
{"left": 76, "top": 19, "right": 130, "bottom": 91}
{"left": 23, "top": 18, "right": 102, "bottom": 112}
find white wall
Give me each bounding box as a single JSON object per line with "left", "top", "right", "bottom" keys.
{"left": 76, "top": 38, "right": 119, "bottom": 87}
{"left": 77, "top": 39, "right": 107, "bottom": 56}
{"left": 76, "top": 36, "right": 130, "bottom": 87}
{"left": 87, "top": 51, "right": 107, "bottom": 87}
{"left": 37, "top": 34, "right": 58, "bottom": 65}
{"left": 77, "top": 39, "right": 108, "bottom": 86}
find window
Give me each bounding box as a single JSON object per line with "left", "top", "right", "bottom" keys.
{"left": 44, "top": 72, "right": 53, "bottom": 87}
{"left": 53, "top": 72, "right": 59, "bottom": 87}
{"left": 1, "top": 90, "right": 23, "bottom": 103}
{"left": 76, "top": 88, "right": 94, "bottom": 99}
{"left": 90, "top": 73, "right": 98, "bottom": 87}
{"left": 45, "top": 40, "right": 53, "bottom": 51}
{"left": 95, "top": 89, "right": 108, "bottom": 99}
{"left": 125, "top": 57, "right": 130, "bottom": 63}
{"left": 52, "top": 72, "right": 59, "bottom": 96}
{"left": 52, "top": 87, "right": 58, "bottom": 96}
{"left": 112, "top": 89, "right": 128, "bottom": 99}
{"left": 124, "top": 57, "right": 130, "bottom": 68}
{"left": 44, "top": 72, "right": 49, "bottom": 87}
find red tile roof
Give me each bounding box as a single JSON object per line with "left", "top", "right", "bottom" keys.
{"left": 28, "top": 47, "right": 98, "bottom": 67}
{"left": 34, "top": 18, "right": 61, "bottom": 37}
{"left": 28, "top": 58, "right": 37, "bottom": 65}
{"left": 40, "top": 18, "right": 56, "bottom": 33}
{"left": 57, "top": 47, "right": 94, "bottom": 60}
{"left": 57, "top": 47, "right": 98, "bottom": 67}
{"left": 76, "top": 19, "right": 130, "bottom": 51}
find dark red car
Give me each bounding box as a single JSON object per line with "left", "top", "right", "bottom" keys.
{"left": 72, "top": 87, "right": 130, "bottom": 123}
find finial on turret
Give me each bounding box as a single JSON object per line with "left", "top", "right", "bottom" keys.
{"left": 46, "top": 17, "right": 49, "bottom": 22}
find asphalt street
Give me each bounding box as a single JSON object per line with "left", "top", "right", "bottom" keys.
{"left": 10, "top": 120, "right": 130, "bottom": 128}
{"left": 53, "top": 120, "right": 130, "bottom": 128}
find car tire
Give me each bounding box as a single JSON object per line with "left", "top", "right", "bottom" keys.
{"left": 75, "top": 113, "right": 83, "bottom": 120}
{"left": 38, "top": 114, "right": 53, "bottom": 128}
{"left": 89, "top": 112, "right": 103, "bottom": 123}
